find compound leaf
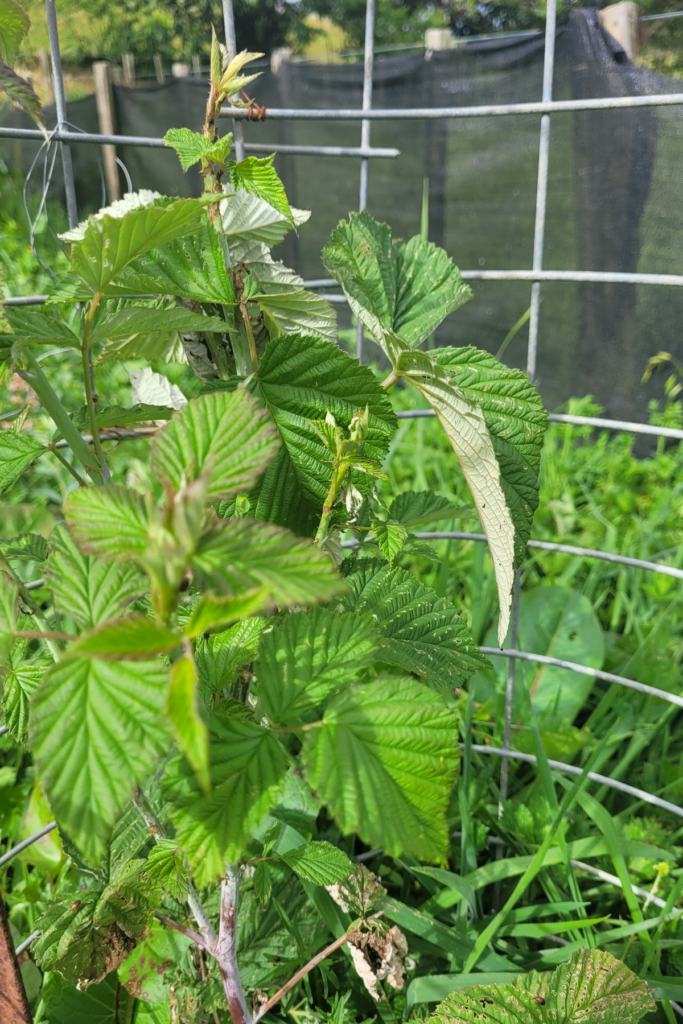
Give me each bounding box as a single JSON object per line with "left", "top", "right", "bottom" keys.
{"left": 303, "top": 676, "right": 458, "bottom": 862}
{"left": 0, "top": 430, "right": 45, "bottom": 493}
{"left": 322, "top": 212, "right": 471, "bottom": 349}
{"left": 342, "top": 561, "right": 488, "bottom": 690}
{"left": 151, "top": 389, "right": 278, "bottom": 500}
{"left": 30, "top": 657, "right": 171, "bottom": 864}
{"left": 162, "top": 710, "right": 288, "bottom": 885}
{"left": 45, "top": 526, "right": 146, "bottom": 628}
{"left": 254, "top": 608, "right": 379, "bottom": 725}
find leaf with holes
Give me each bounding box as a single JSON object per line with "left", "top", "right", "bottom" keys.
{"left": 322, "top": 211, "right": 471, "bottom": 350}
{"left": 30, "top": 657, "right": 171, "bottom": 863}
{"left": 341, "top": 561, "right": 488, "bottom": 690}
{"left": 151, "top": 389, "right": 278, "bottom": 500}
{"left": 162, "top": 710, "right": 288, "bottom": 885}
{"left": 254, "top": 608, "right": 379, "bottom": 725}
{"left": 0, "top": 431, "right": 45, "bottom": 494}
{"left": 245, "top": 332, "right": 395, "bottom": 535}
{"left": 303, "top": 676, "right": 458, "bottom": 861}
{"left": 435, "top": 347, "right": 547, "bottom": 567}
{"left": 44, "top": 526, "right": 146, "bottom": 628}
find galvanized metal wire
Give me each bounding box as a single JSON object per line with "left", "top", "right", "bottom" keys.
{"left": 0, "top": 822, "right": 57, "bottom": 868}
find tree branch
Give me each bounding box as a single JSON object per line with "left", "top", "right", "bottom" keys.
{"left": 254, "top": 933, "right": 349, "bottom": 1022}
{"left": 215, "top": 865, "right": 253, "bottom": 1024}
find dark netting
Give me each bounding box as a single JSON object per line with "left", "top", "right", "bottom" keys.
{"left": 3, "top": 8, "right": 683, "bottom": 419}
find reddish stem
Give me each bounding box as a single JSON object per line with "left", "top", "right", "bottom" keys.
{"left": 253, "top": 933, "right": 349, "bottom": 1022}
{"left": 155, "top": 912, "right": 210, "bottom": 953}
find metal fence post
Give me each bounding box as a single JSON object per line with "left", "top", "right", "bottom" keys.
{"left": 222, "top": 0, "right": 246, "bottom": 162}
{"left": 44, "top": 0, "right": 78, "bottom": 229}
{"left": 356, "top": 0, "right": 376, "bottom": 363}
{"left": 526, "top": 0, "right": 557, "bottom": 382}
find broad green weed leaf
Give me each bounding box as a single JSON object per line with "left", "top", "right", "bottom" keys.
{"left": 302, "top": 676, "right": 458, "bottom": 861}
{"left": 30, "top": 657, "right": 171, "bottom": 863}
{"left": 162, "top": 710, "right": 288, "bottom": 885}
{"left": 112, "top": 220, "right": 236, "bottom": 304}
{"left": 69, "top": 615, "right": 180, "bottom": 660}
{"left": 389, "top": 490, "right": 472, "bottom": 529}
{"left": 0, "top": 0, "right": 30, "bottom": 63}
{"left": 193, "top": 518, "right": 345, "bottom": 607}
{"left": 195, "top": 616, "right": 265, "bottom": 695}
{"left": 435, "top": 347, "right": 547, "bottom": 566}
{"left": 45, "top": 526, "right": 146, "bottom": 628}
{"left": 248, "top": 332, "right": 395, "bottom": 535}
{"left": 0, "top": 430, "right": 45, "bottom": 493}
{"left": 0, "top": 573, "right": 18, "bottom": 663}
{"left": 2, "top": 662, "right": 44, "bottom": 744}
{"left": 256, "top": 291, "right": 337, "bottom": 344}
{"left": 322, "top": 212, "right": 471, "bottom": 349}
{"left": 342, "top": 561, "right": 488, "bottom": 690}
{"left": 229, "top": 155, "right": 292, "bottom": 224}
{"left": 397, "top": 348, "right": 516, "bottom": 645}
{"left": 89, "top": 305, "right": 227, "bottom": 346}
{"left": 166, "top": 654, "right": 210, "bottom": 794}
{"left": 221, "top": 189, "right": 309, "bottom": 246}
{"left": 151, "top": 390, "right": 278, "bottom": 500}
{"left": 183, "top": 588, "right": 270, "bottom": 639}
{"left": 70, "top": 198, "right": 211, "bottom": 294}
{"left": 144, "top": 840, "right": 189, "bottom": 903}
{"left": 281, "top": 841, "right": 353, "bottom": 886}
{"left": 255, "top": 608, "right": 379, "bottom": 725}
{"left": 65, "top": 486, "right": 149, "bottom": 561}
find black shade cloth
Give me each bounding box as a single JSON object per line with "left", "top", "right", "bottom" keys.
{"left": 3, "top": 9, "right": 683, "bottom": 419}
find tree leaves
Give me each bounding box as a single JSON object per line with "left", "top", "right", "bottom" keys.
{"left": 0, "top": 430, "right": 45, "bottom": 493}
{"left": 322, "top": 212, "right": 471, "bottom": 349}
{"left": 162, "top": 710, "right": 288, "bottom": 885}
{"left": 151, "top": 389, "right": 278, "bottom": 500}
{"left": 248, "top": 332, "right": 395, "bottom": 535}
{"left": 229, "top": 155, "right": 292, "bottom": 224}
{"left": 430, "top": 949, "right": 655, "bottom": 1024}
{"left": 254, "top": 608, "right": 379, "bottom": 725}
{"left": 302, "top": 676, "right": 458, "bottom": 862}
{"left": 341, "top": 561, "right": 488, "bottom": 690}
{"left": 30, "top": 657, "right": 170, "bottom": 863}
{"left": 65, "top": 486, "right": 149, "bottom": 561}
{"left": 435, "top": 347, "right": 547, "bottom": 566}
{"left": 192, "top": 517, "right": 345, "bottom": 607}
{"left": 70, "top": 198, "right": 212, "bottom": 294}
{"left": 44, "top": 526, "right": 146, "bottom": 628}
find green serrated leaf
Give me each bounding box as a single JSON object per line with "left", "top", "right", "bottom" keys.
{"left": 195, "top": 616, "right": 265, "bottom": 694}
{"left": 435, "top": 347, "right": 547, "bottom": 567}
{"left": 4, "top": 306, "right": 80, "bottom": 348}
{"left": 0, "top": 430, "right": 45, "bottom": 493}
{"left": 162, "top": 710, "right": 288, "bottom": 885}
{"left": 0, "top": 0, "right": 30, "bottom": 63}
{"left": 229, "top": 155, "right": 292, "bottom": 224}
{"left": 341, "top": 561, "right": 489, "bottom": 690}
{"left": 89, "top": 305, "right": 228, "bottom": 347}
{"left": 166, "top": 654, "right": 210, "bottom": 794}
{"left": 183, "top": 587, "right": 270, "bottom": 639}
{"left": 69, "top": 615, "right": 180, "bottom": 660}
{"left": 255, "top": 608, "right": 378, "bottom": 725}
{"left": 45, "top": 526, "right": 147, "bottom": 628}
{"left": 65, "top": 486, "right": 149, "bottom": 562}
{"left": 303, "top": 676, "right": 458, "bottom": 862}
{"left": 192, "top": 518, "right": 345, "bottom": 608}
{"left": 70, "top": 198, "right": 211, "bottom": 294}
{"left": 388, "top": 490, "right": 472, "bottom": 529}
{"left": 255, "top": 291, "right": 337, "bottom": 344}
{"left": 119, "top": 919, "right": 191, "bottom": 1004}
{"left": 221, "top": 189, "right": 309, "bottom": 246}
{"left": 30, "top": 657, "right": 171, "bottom": 863}
{"left": 0, "top": 55, "right": 46, "bottom": 132}
{"left": 0, "top": 531, "right": 49, "bottom": 562}
{"left": 322, "top": 211, "right": 471, "bottom": 349}
{"left": 253, "top": 860, "right": 273, "bottom": 904}
{"left": 165, "top": 127, "right": 214, "bottom": 171}
{"left": 281, "top": 841, "right": 353, "bottom": 886}
{"left": 0, "top": 572, "right": 18, "bottom": 664}
{"left": 246, "top": 332, "right": 395, "bottom": 536}
{"left": 430, "top": 949, "right": 655, "bottom": 1024}
{"left": 373, "top": 519, "right": 407, "bottom": 561}
{"left": 2, "top": 662, "right": 45, "bottom": 744}
{"left": 151, "top": 389, "right": 278, "bottom": 500}
{"left": 145, "top": 839, "right": 189, "bottom": 903}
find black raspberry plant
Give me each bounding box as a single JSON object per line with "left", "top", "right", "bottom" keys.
{"left": 0, "top": 27, "right": 652, "bottom": 1024}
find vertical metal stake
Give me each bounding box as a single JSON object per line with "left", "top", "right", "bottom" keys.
{"left": 222, "top": 0, "right": 245, "bottom": 162}
{"left": 356, "top": 0, "right": 376, "bottom": 364}
{"left": 44, "top": 0, "right": 78, "bottom": 229}
{"left": 526, "top": 0, "right": 557, "bottom": 382}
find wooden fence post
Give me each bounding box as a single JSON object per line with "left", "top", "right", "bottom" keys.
{"left": 122, "top": 52, "right": 135, "bottom": 87}
{"left": 154, "top": 53, "right": 165, "bottom": 84}
{"left": 192, "top": 54, "right": 201, "bottom": 77}
{"left": 93, "top": 61, "right": 121, "bottom": 202}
